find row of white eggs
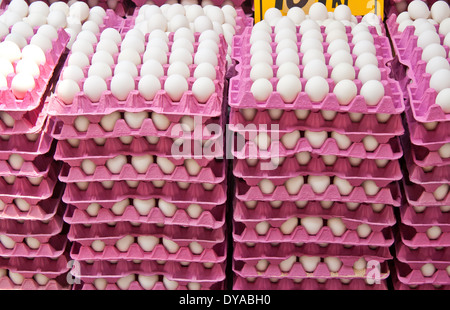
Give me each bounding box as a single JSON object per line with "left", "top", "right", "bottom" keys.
{"left": 243, "top": 200, "right": 387, "bottom": 213}
{"left": 2, "top": 175, "right": 44, "bottom": 186}
{"left": 0, "top": 268, "right": 51, "bottom": 286}
{"left": 412, "top": 205, "right": 450, "bottom": 213}
{"left": 244, "top": 276, "right": 381, "bottom": 286}
{"left": 399, "top": 0, "right": 450, "bottom": 24}
{"left": 84, "top": 198, "right": 205, "bottom": 218}
{"left": 396, "top": 15, "right": 450, "bottom": 48}
{"left": 92, "top": 275, "right": 203, "bottom": 290}
{"left": 252, "top": 131, "right": 382, "bottom": 152}
{"left": 421, "top": 262, "right": 450, "bottom": 278}
{"left": 254, "top": 255, "right": 369, "bottom": 273}
{"left": 252, "top": 216, "right": 373, "bottom": 239}
{"left": 0, "top": 117, "right": 40, "bottom": 137}
{"left": 74, "top": 178, "right": 217, "bottom": 191}
{"left": 0, "top": 234, "right": 43, "bottom": 249}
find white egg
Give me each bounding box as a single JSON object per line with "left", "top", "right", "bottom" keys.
{"left": 110, "top": 73, "right": 135, "bottom": 101}
{"left": 0, "top": 234, "right": 16, "bottom": 249}
{"left": 192, "top": 77, "right": 215, "bottom": 103}
{"left": 254, "top": 132, "right": 272, "bottom": 151}
{"left": 331, "top": 63, "right": 355, "bottom": 83}
{"left": 299, "top": 255, "right": 321, "bottom": 272}
{"left": 11, "top": 73, "right": 36, "bottom": 99}
{"left": 83, "top": 76, "right": 107, "bottom": 102}
{"left": 333, "top": 79, "right": 357, "bottom": 105}
{"left": 26, "top": 237, "right": 41, "bottom": 249}
{"left": 326, "top": 29, "right": 348, "bottom": 43}
{"left": 9, "top": 272, "right": 24, "bottom": 285}
{"left": 408, "top": 0, "right": 431, "bottom": 20}
{"left": 303, "top": 59, "right": 328, "bottom": 79}
{"left": 305, "top": 76, "right": 329, "bottom": 102}
{"left": 361, "top": 80, "right": 385, "bottom": 106}
{"left": 259, "top": 179, "right": 276, "bottom": 194}
{"left": 439, "top": 143, "right": 450, "bottom": 159}
{"left": 280, "top": 217, "right": 298, "bottom": 235}
{"left": 164, "top": 74, "right": 188, "bottom": 101}
{"left": 327, "top": 217, "right": 347, "bottom": 237}
{"left": 255, "top": 221, "right": 270, "bottom": 235}
{"left": 47, "top": 10, "right": 67, "bottom": 28}
{"left": 421, "top": 263, "right": 436, "bottom": 277}
{"left": 363, "top": 135, "right": 379, "bottom": 151}
{"left": 422, "top": 43, "right": 447, "bottom": 62}
{"left": 281, "top": 130, "right": 300, "bottom": 149}
{"left": 300, "top": 38, "right": 324, "bottom": 53}
{"left": 304, "top": 130, "right": 328, "bottom": 148}
{"left": 106, "top": 155, "right": 127, "bottom": 174}
{"left": 0, "top": 41, "right": 22, "bottom": 62}
{"left": 285, "top": 176, "right": 304, "bottom": 195}
{"left": 301, "top": 217, "right": 323, "bottom": 235}
{"left": 276, "top": 74, "right": 302, "bottom": 103}
{"left": 251, "top": 78, "right": 273, "bottom": 102}
{"left": 115, "top": 235, "right": 134, "bottom": 252}
{"left": 434, "top": 184, "right": 449, "bottom": 200}
{"left": 436, "top": 88, "right": 450, "bottom": 113}
{"left": 327, "top": 39, "right": 350, "bottom": 54}
{"left": 308, "top": 175, "right": 331, "bottom": 194}
{"left": 309, "top": 2, "right": 328, "bottom": 21}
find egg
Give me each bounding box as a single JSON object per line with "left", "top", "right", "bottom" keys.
{"left": 137, "top": 74, "right": 161, "bottom": 101}
{"left": 251, "top": 78, "right": 273, "bottom": 102}
{"left": 109, "top": 199, "right": 129, "bottom": 216}
{"left": 303, "top": 59, "right": 328, "bottom": 80}
{"left": 329, "top": 50, "right": 353, "bottom": 68}
{"left": 299, "top": 255, "right": 320, "bottom": 273}
{"left": 164, "top": 74, "right": 188, "bottom": 101}
{"left": 436, "top": 89, "right": 450, "bottom": 113}
{"left": 138, "top": 275, "right": 158, "bottom": 290}
{"left": 422, "top": 44, "right": 447, "bottom": 62}
{"left": 434, "top": 184, "right": 449, "bottom": 200}
{"left": 348, "top": 157, "right": 362, "bottom": 166}
{"left": 11, "top": 73, "right": 35, "bottom": 100}
{"left": 421, "top": 263, "right": 436, "bottom": 277}
{"left": 106, "top": 155, "right": 127, "bottom": 174}
{"left": 308, "top": 175, "right": 331, "bottom": 194}
{"left": 192, "top": 77, "right": 215, "bottom": 103}
{"left": 305, "top": 76, "right": 329, "bottom": 102}
{"left": 26, "top": 237, "right": 41, "bottom": 249}
{"left": 162, "top": 237, "right": 180, "bottom": 253}
{"left": 356, "top": 223, "right": 372, "bottom": 238}
{"left": 300, "top": 38, "right": 324, "bottom": 53}
{"left": 327, "top": 39, "right": 350, "bottom": 54}
{"left": 362, "top": 135, "right": 379, "bottom": 152}
{"left": 424, "top": 225, "right": 442, "bottom": 240}
{"left": 47, "top": 10, "right": 67, "bottom": 28}
{"left": 326, "top": 29, "right": 348, "bottom": 44}
{"left": 439, "top": 143, "right": 450, "bottom": 159}
{"left": 82, "top": 75, "right": 107, "bottom": 102}
{"left": 331, "top": 63, "right": 355, "bottom": 83}
{"left": 332, "top": 79, "right": 357, "bottom": 106}
{"left": 285, "top": 176, "right": 304, "bottom": 195}
{"left": 430, "top": 69, "right": 450, "bottom": 94}
{"left": 300, "top": 217, "right": 323, "bottom": 235}
{"left": 295, "top": 152, "right": 311, "bottom": 166}
{"left": 276, "top": 74, "right": 302, "bottom": 103}
{"left": 408, "top": 0, "right": 430, "bottom": 20}
{"left": 360, "top": 80, "right": 384, "bottom": 106}
{"left": 9, "top": 271, "right": 24, "bottom": 285}
{"left": 440, "top": 18, "right": 450, "bottom": 35}
{"left": 255, "top": 221, "right": 270, "bottom": 235}
{"left": 279, "top": 130, "right": 300, "bottom": 150}
{"left": 279, "top": 217, "right": 297, "bottom": 235}
{"left": 116, "top": 274, "right": 135, "bottom": 290}
{"left": 276, "top": 62, "right": 300, "bottom": 79}
{"left": 259, "top": 179, "right": 276, "bottom": 194}
{"left": 162, "top": 277, "right": 178, "bottom": 290}
{"left": 327, "top": 217, "right": 347, "bottom": 237}
{"left": 110, "top": 73, "right": 135, "bottom": 101}
{"left": 93, "top": 278, "right": 108, "bottom": 290}
{"left": 0, "top": 41, "right": 22, "bottom": 62}
{"left": 115, "top": 235, "right": 134, "bottom": 252}
{"left": 0, "top": 234, "right": 16, "bottom": 249}
{"left": 309, "top": 2, "right": 328, "bottom": 21}
{"left": 304, "top": 130, "right": 328, "bottom": 148}
{"left": 96, "top": 38, "right": 119, "bottom": 55}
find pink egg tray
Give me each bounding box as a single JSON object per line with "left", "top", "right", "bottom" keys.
{"left": 233, "top": 201, "right": 396, "bottom": 228}
{"left": 64, "top": 202, "right": 226, "bottom": 229}
{"left": 0, "top": 234, "right": 68, "bottom": 258}
{"left": 58, "top": 159, "right": 225, "bottom": 186}
{"left": 234, "top": 157, "right": 402, "bottom": 185}
{"left": 403, "top": 179, "right": 450, "bottom": 207}
{"left": 0, "top": 216, "right": 64, "bottom": 245}
{"left": 399, "top": 224, "right": 450, "bottom": 248}
{"left": 0, "top": 155, "right": 55, "bottom": 179}
{"left": 235, "top": 179, "right": 402, "bottom": 206}
{"left": 54, "top": 136, "right": 224, "bottom": 164}
{"left": 62, "top": 181, "right": 227, "bottom": 205}
{"left": 233, "top": 222, "right": 394, "bottom": 247}
{"left": 130, "top": 0, "right": 246, "bottom": 7}
{"left": 391, "top": 270, "right": 449, "bottom": 290}
{"left": 0, "top": 98, "right": 48, "bottom": 135}
{"left": 233, "top": 276, "right": 388, "bottom": 290}
{"left": 229, "top": 108, "right": 405, "bottom": 136}
{"left": 408, "top": 142, "right": 450, "bottom": 168}
{"left": 395, "top": 260, "right": 450, "bottom": 286}
{"left": 400, "top": 204, "right": 450, "bottom": 227}
{"left": 0, "top": 29, "right": 69, "bottom": 118}
{"left": 48, "top": 33, "right": 227, "bottom": 117}
{"left": 77, "top": 280, "right": 224, "bottom": 290}
{"left": 396, "top": 242, "right": 450, "bottom": 267}
{"left": 0, "top": 253, "right": 70, "bottom": 278}
{"left": 232, "top": 136, "right": 404, "bottom": 161}
{"left": 0, "top": 274, "right": 71, "bottom": 290}
{"left": 0, "top": 187, "right": 63, "bottom": 221}
{"left": 233, "top": 260, "right": 390, "bottom": 281}
{"left": 69, "top": 241, "right": 226, "bottom": 264}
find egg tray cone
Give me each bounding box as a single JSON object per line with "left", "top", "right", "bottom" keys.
{"left": 233, "top": 201, "right": 396, "bottom": 228}
{"left": 398, "top": 223, "right": 450, "bottom": 248}
{"left": 402, "top": 178, "right": 450, "bottom": 207}
{"left": 394, "top": 259, "right": 450, "bottom": 286}
{"left": 63, "top": 202, "right": 226, "bottom": 229}
{"left": 0, "top": 233, "right": 69, "bottom": 258}
{"left": 232, "top": 260, "right": 391, "bottom": 281}
{"left": 235, "top": 179, "right": 402, "bottom": 206}
{"left": 395, "top": 241, "right": 450, "bottom": 268}
{"left": 232, "top": 135, "right": 404, "bottom": 161}
{"left": 400, "top": 203, "right": 450, "bottom": 227}
{"left": 232, "top": 275, "right": 388, "bottom": 290}
{"left": 229, "top": 107, "right": 405, "bottom": 137}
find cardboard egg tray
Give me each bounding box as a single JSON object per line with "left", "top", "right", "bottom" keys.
{"left": 232, "top": 275, "right": 388, "bottom": 290}
{"left": 76, "top": 280, "right": 224, "bottom": 290}
{"left": 130, "top": 0, "right": 246, "bottom": 8}
{"left": 62, "top": 181, "right": 227, "bottom": 206}
{"left": 0, "top": 98, "right": 49, "bottom": 135}
{"left": 0, "top": 253, "right": 70, "bottom": 277}
{"left": 407, "top": 141, "right": 450, "bottom": 168}
{"left": 235, "top": 179, "right": 402, "bottom": 206}
{"left": 396, "top": 241, "right": 450, "bottom": 267}
{"left": 391, "top": 268, "right": 449, "bottom": 290}
{"left": 64, "top": 202, "right": 225, "bottom": 229}
{"left": 54, "top": 136, "right": 224, "bottom": 163}
{"left": 233, "top": 222, "right": 394, "bottom": 247}
{"left": 399, "top": 223, "right": 450, "bottom": 248}
{"left": 229, "top": 108, "right": 405, "bottom": 136}
{"left": 233, "top": 157, "right": 402, "bottom": 185}
{"left": 394, "top": 260, "right": 450, "bottom": 286}
{"left": 0, "top": 273, "right": 71, "bottom": 290}
{"left": 0, "top": 29, "right": 69, "bottom": 118}
{"left": 234, "top": 201, "right": 396, "bottom": 228}
{"left": 48, "top": 32, "right": 228, "bottom": 118}
{"left": 0, "top": 234, "right": 68, "bottom": 258}
{"left": 0, "top": 155, "right": 56, "bottom": 179}
{"left": 400, "top": 204, "right": 450, "bottom": 227}
{"left": 233, "top": 260, "right": 390, "bottom": 281}
{"left": 403, "top": 178, "right": 450, "bottom": 207}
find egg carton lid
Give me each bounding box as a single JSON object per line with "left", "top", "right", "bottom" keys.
{"left": 399, "top": 223, "right": 450, "bottom": 247}
{"left": 0, "top": 28, "right": 69, "bottom": 117}
{"left": 232, "top": 221, "right": 395, "bottom": 247}
{"left": 62, "top": 181, "right": 227, "bottom": 205}
{"left": 233, "top": 157, "right": 403, "bottom": 186}
{"left": 0, "top": 234, "right": 68, "bottom": 258}
{"left": 54, "top": 136, "right": 223, "bottom": 164}
{"left": 67, "top": 221, "right": 225, "bottom": 244}
{"left": 70, "top": 241, "right": 226, "bottom": 264}
{"left": 233, "top": 200, "right": 396, "bottom": 228}
{"left": 233, "top": 260, "right": 391, "bottom": 281}
{"left": 232, "top": 135, "right": 404, "bottom": 161}
{"left": 394, "top": 260, "right": 450, "bottom": 285}
{"left": 402, "top": 178, "right": 450, "bottom": 207}
{"left": 0, "top": 117, "right": 56, "bottom": 161}
{"left": 395, "top": 241, "right": 450, "bottom": 267}
{"left": 0, "top": 184, "right": 64, "bottom": 221}
{"left": 0, "top": 253, "right": 70, "bottom": 277}
{"left": 63, "top": 202, "right": 226, "bottom": 229}
{"left": 235, "top": 179, "right": 402, "bottom": 206}
{"left": 232, "top": 275, "right": 388, "bottom": 290}
{"left": 0, "top": 275, "right": 71, "bottom": 290}
{"left": 233, "top": 241, "right": 392, "bottom": 262}
{"left": 400, "top": 203, "right": 450, "bottom": 227}
{"left": 0, "top": 98, "right": 48, "bottom": 135}
{"left": 70, "top": 256, "right": 226, "bottom": 280}
{"left": 228, "top": 107, "right": 405, "bottom": 137}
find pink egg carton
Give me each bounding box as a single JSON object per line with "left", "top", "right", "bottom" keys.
{"left": 391, "top": 268, "right": 450, "bottom": 290}
{"left": 402, "top": 179, "right": 450, "bottom": 207}
{"left": 233, "top": 200, "right": 396, "bottom": 227}
{"left": 0, "top": 252, "right": 70, "bottom": 277}
{"left": 235, "top": 179, "right": 402, "bottom": 206}
{"left": 64, "top": 202, "right": 225, "bottom": 229}
{"left": 0, "top": 154, "right": 55, "bottom": 179}
{"left": 130, "top": 0, "right": 246, "bottom": 7}
{"left": 62, "top": 181, "right": 227, "bottom": 205}
{"left": 396, "top": 242, "right": 450, "bottom": 267}
{"left": 233, "top": 222, "right": 394, "bottom": 247}
{"left": 399, "top": 223, "right": 450, "bottom": 248}
{"left": 0, "top": 234, "right": 68, "bottom": 258}
{"left": 76, "top": 280, "right": 224, "bottom": 290}
{"left": 0, "top": 99, "right": 48, "bottom": 135}
{"left": 232, "top": 135, "right": 404, "bottom": 161}
{"left": 233, "top": 241, "right": 392, "bottom": 261}
{"left": 409, "top": 142, "right": 450, "bottom": 168}
{"left": 59, "top": 159, "right": 225, "bottom": 185}
{"left": 229, "top": 107, "right": 405, "bottom": 136}
{"left": 233, "top": 260, "right": 390, "bottom": 281}
{"left": 0, "top": 186, "right": 63, "bottom": 221}
{"left": 54, "top": 135, "right": 223, "bottom": 163}
{"left": 234, "top": 156, "right": 402, "bottom": 185}
{"left": 400, "top": 204, "right": 450, "bottom": 227}
{"left": 395, "top": 260, "right": 450, "bottom": 286}
{"left": 233, "top": 276, "right": 388, "bottom": 290}
{"left": 0, "top": 29, "right": 69, "bottom": 118}
{"left": 0, "top": 275, "right": 71, "bottom": 290}
{"left": 70, "top": 240, "right": 226, "bottom": 264}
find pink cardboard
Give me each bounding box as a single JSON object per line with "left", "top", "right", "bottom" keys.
{"left": 395, "top": 260, "right": 450, "bottom": 285}
{"left": 0, "top": 234, "right": 68, "bottom": 258}
{"left": 399, "top": 223, "right": 450, "bottom": 248}
{"left": 0, "top": 253, "right": 70, "bottom": 278}
{"left": 403, "top": 179, "right": 450, "bottom": 207}
{"left": 400, "top": 204, "right": 450, "bottom": 227}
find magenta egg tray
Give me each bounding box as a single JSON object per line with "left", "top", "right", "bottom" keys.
{"left": 399, "top": 224, "right": 450, "bottom": 248}
{"left": 0, "top": 273, "right": 71, "bottom": 290}
{"left": 0, "top": 253, "right": 70, "bottom": 278}
{"left": 0, "top": 234, "right": 68, "bottom": 258}
{"left": 395, "top": 260, "right": 450, "bottom": 286}
{"left": 396, "top": 242, "right": 450, "bottom": 268}
{"left": 0, "top": 99, "right": 48, "bottom": 135}
{"left": 77, "top": 280, "right": 224, "bottom": 290}
{"left": 403, "top": 179, "right": 450, "bottom": 207}
{"left": 400, "top": 204, "right": 450, "bottom": 227}
{"left": 0, "top": 217, "right": 64, "bottom": 245}
{"left": 391, "top": 269, "right": 449, "bottom": 290}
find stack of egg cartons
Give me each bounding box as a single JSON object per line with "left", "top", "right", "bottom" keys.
{"left": 0, "top": 1, "right": 72, "bottom": 290}
{"left": 48, "top": 3, "right": 233, "bottom": 290}
{"left": 229, "top": 3, "right": 405, "bottom": 290}
{"left": 386, "top": 0, "right": 450, "bottom": 290}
